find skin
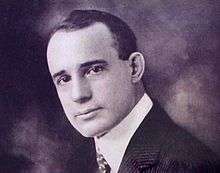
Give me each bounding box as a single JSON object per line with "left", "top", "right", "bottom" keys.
{"left": 47, "top": 22, "right": 145, "bottom": 137}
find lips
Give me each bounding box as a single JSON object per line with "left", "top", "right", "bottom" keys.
{"left": 74, "top": 107, "right": 102, "bottom": 118}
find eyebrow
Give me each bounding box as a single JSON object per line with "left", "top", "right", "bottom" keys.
{"left": 79, "top": 59, "right": 108, "bottom": 68}
{"left": 52, "top": 70, "right": 65, "bottom": 79}
{"left": 52, "top": 59, "right": 108, "bottom": 79}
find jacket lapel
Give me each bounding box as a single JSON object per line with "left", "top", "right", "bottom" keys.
{"left": 118, "top": 102, "right": 173, "bottom": 173}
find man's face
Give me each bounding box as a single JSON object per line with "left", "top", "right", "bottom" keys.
{"left": 47, "top": 23, "right": 136, "bottom": 137}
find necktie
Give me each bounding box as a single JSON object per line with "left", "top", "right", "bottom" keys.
{"left": 96, "top": 152, "right": 111, "bottom": 173}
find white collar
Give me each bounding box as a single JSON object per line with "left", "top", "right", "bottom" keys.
{"left": 94, "top": 93, "right": 153, "bottom": 173}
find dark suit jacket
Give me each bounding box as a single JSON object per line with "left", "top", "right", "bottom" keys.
{"left": 114, "top": 102, "right": 219, "bottom": 173}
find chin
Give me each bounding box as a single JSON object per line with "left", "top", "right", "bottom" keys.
{"left": 78, "top": 129, "right": 99, "bottom": 138}
{"left": 79, "top": 128, "right": 108, "bottom": 138}
{"left": 81, "top": 132, "right": 95, "bottom": 138}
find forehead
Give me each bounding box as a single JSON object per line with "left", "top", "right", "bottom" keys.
{"left": 47, "top": 23, "right": 118, "bottom": 73}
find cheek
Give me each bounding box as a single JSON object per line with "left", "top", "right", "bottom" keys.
{"left": 92, "top": 76, "right": 129, "bottom": 97}
{"left": 91, "top": 72, "right": 134, "bottom": 111}
{"left": 56, "top": 90, "right": 72, "bottom": 112}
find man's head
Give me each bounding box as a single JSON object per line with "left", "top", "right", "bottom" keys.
{"left": 49, "top": 10, "right": 137, "bottom": 61}
{"left": 47, "top": 10, "right": 146, "bottom": 137}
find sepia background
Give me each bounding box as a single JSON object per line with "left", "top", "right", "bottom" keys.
{"left": 0, "top": 0, "right": 219, "bottom": 172}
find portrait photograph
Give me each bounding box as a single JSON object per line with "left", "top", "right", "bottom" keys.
{"left": 0, "top": 0, "right": 219, "bottom": 172}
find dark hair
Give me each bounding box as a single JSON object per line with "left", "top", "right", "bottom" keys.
{"left": 49, "top": 10, "right": 137, "bottom": 60}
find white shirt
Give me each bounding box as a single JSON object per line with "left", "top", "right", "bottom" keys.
{"left": 94, "top": 93, "right": 153, "bottom": 173}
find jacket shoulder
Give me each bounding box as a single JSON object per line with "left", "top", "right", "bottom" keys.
{"left": 158, "top": 121, "right": 219, "bottom": 172}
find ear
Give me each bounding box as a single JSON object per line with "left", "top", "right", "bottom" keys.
{"left": 128, "top": 52, "right": 145, "bottom": 83}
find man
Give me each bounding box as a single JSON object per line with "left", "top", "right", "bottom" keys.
{"left": 46, "top": 10, "right": 219, "bottom": 173}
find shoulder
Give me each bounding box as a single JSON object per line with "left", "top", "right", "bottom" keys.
{"left": 158, "top": 122, "right": 220, "bottom": 172}
{"left": 121, "top": 101, "right": 220, "bottom": 172}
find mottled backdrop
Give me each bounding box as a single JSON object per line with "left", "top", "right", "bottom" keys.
{"left": 0, "top": 0, "right": 219, "bottom": 172}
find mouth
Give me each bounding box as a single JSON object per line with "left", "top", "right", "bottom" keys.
{"left": 74, "top": 107, "right": 103, "bottom": 120}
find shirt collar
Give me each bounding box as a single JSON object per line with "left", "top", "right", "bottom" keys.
{"left": 95, "top": 93, "right": 153, "bottom": 173}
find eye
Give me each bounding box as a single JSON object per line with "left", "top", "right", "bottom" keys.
{"left": 86, "top": 65, "right": 104, "bottom": 76}
{"left": 56, "top": 75, "right": 71, "bottom": 85}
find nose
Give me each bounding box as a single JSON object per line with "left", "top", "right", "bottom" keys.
{"left": 71, "top": 77, "right": 92, "bottom": 104}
